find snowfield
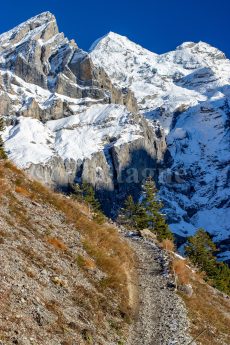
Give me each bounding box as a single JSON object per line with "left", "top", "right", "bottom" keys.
{"left": 3, "top": 104, "right": 142, "bottom": 168}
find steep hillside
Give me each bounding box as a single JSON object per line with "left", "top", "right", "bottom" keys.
{"left": 0, "top": 160, "right": 135, "bottom": 344}
{"left": 182, "top": 276, "right": 230, "bottom": 345}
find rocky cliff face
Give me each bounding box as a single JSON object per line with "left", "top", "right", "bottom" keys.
{"left": 3, "top": 103, "right": 165, "bottom": 215}
{"left": 0, "top": 12, "right": 107, "bottom": 120}
{"left": 1, "top": 13, "right": 229, "bottom": 259}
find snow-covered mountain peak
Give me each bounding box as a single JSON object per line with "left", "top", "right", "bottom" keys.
{"left": 0, "top": 12, "right": 58, "bottom": 48}
{"left": 166, "top": 40, "right": 227, "bottom": 68}
{"left": 17, "top": 11, "right": 56, "bottom": 27}
{"left": 90, "top": 32, "right": 160, "bottom": 111}
{"left": 176, "top": 40, "right": 223, "bottom": 53}
{"left": 0, "top": 12, "right": 105, "bottom": 116}
{"left": 90, "top": 32, "right": 230, "bottom": 122}
{"left": 90, "top": 31, "right": 157, "bottom": 58}
{"left": 28, "top": 11, "right": 55, "bottom": 22}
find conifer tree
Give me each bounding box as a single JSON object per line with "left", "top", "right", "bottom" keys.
{"left": 72, "top": 182, "right": 105, "bottom": 223}
{"left": 185, "top": 228, "right": 230, "bottom": 294}
{"left": 119, "top": 195, "right": 138, "bottom": 229}
{"left": 133, "top": 202, "right": 149, "bottom": 230}
{"left": 82, "top": 182, "right": 101, "bottom": 212}
{"left": 0, "top": 117, "right": 7, "bottom": 159}
{"left": 124, "top": 195, "right": 136, "bottom": 218}
{"left": 185, "top": 228, "right": 217, "bottom": 274}
{"left": 153, "top": 212, "right": 174, "bottom": 241}
{"left": 214, "top": 262, "right": 230, "bottom": 295}
{"left": 118, "top": 178, "right": 173, "bottom": 240}
{"left": 142, "top": 177, "right": 173, "bottom": 241}
{"left": 71, "top": 183, "right": 84, "bottom": 201}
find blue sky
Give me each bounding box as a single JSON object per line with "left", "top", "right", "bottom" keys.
{"left": 1, "top": 0, "right": 229, "bottom": 56}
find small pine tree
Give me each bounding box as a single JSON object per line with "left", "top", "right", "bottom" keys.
{"left": 118, "top": 195, "right": 138, "bottom": 229}
{"left": 142, "top": 177, "right": 173, "bottom": 241}
{"left": 185, "top": 228, "right": 217, "bottom": 275}
{"left": 82, "top": 182, "right": 101, "bottom": 213}
{"left": 133, "top": 202, "right": 149, "bottom": 230}
{"left": 72, "top": 182, "right": 105, "bottom": 224}
{"left": 215, "top": 262, "right": 230, "bottom": 295}
{"left": 118, "top": 178, "right": 173, "bottom": 241}
{"left": 153, "top": 212, "right": 173, "bottom": 241}
{"left": 0, "top": 117, "right": 7, "bottom": 159}
{"left": 124, "top": 195, "right": 136, "bottom": 218}
{"left": 185, "top": 228, "right": 230, "bottom": 295}
{"left": 71, "top": 183, "right": 84, "bottom": 201}
{"left": 119, "top": 195, "right": 149, "bottom": 230}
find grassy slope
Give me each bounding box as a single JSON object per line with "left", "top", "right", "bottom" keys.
{"left": 182, "top": 278, "right": 230, "bottom": 345}
{"left": 169, "top": 250, "right": 230, "bottom": 345}
{"left": 0, "top": 161, "right": 135, "bottom": 345}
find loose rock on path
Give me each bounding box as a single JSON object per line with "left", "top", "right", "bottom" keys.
{"left": 126, "top": 236, "right": 195, "bottom": 345}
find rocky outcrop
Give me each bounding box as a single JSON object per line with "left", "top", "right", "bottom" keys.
{"left": 26, "top": 156, "right": 73, "bottom": 189}
{"left": 0, "top": 14, "right": 138, "bottom": 123}
{"left": 0, "top": 13, "right": 108, "bottom": 121}
{"left": 92, "top": 65, "right": 139, "bottom": 113}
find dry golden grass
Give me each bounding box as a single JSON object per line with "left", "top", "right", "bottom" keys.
{"left": 172, "top": 258, "right": 190, "bottom": 285}
{"left": 0, "top": 165, "right": 9, "bottom": 197}
{"left": 161, "top": 239, "right": 175, "bottom": 252}
{"left": 182, "top": 278, "right": 230, "bottom": 345}
{"left": 45, "top": 237, "right": 68, "bottom": 251}
{"left": 3, "top": 160, "right": 22, "bottom": 174}
{"left": 15, "top": 185, "right": 31, "bottom": 197}
{"left": 76, "top": 255, "right": 96, "bottom": 270}
{"left": 167, "top": 250, "right": 230, "bottom": 345}
{"left": 7, "top": 195, "right": 32, "bottom": 228}
{"left": 167, "top": 251, "right": 230, "bottom": 345}
{"left": 26, "top": 181, "right": 135, "bottom": 316}
{"left": 0, "top": 179, "right": 8, "bottom": 196}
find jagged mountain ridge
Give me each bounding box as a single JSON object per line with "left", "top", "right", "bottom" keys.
{"left": 1, "top": 12, "right": 229, "bottom": 259}
{"left": 0, "top": 11, "right": 107, "bottom": 119}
